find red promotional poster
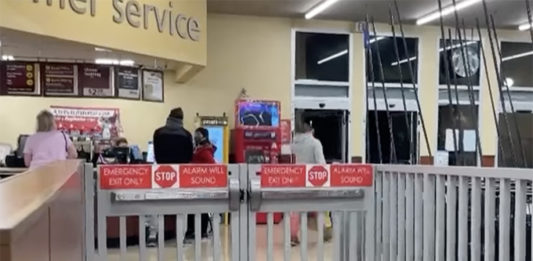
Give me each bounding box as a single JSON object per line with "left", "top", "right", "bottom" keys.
{"left": 152, "top": 165, "right": 179, "bottom": 189}
{"left": 99, "top": 165, "right": 152, "bottom": 189}
{"left": 50, "top": 106, "right": 123, "bottom": 142}
{"left": 180, "top": 165, "right": 228, "bottom": 188}
{"left": 280, "top": 119, "right": 291, "bottom": 144}
{"left": 330, "top": 164, "right": 373, "bottom": 187}
{"left": 306, "top": 165, "right": 330, "bottom": 187}
{"left": 260, "top": 165, "right": 306, "bottom": 187}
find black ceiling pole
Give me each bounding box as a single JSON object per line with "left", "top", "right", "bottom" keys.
{"left": 436, "top": 0, "right": 460, "bottom": 165}
{"left": 475, "top": 18, "right": 510, "bottom": 167}
{"left": 365, "top": 15, "right": 384, "bottom": 164}
{"left": 490, "top": 13, "right": 527, "bottom": 168}
{"left": 393, "top": 0, "right": 433, "bottom": 162}
{"left": 450, "top": 0, "right": 484, "bottom": 166}
{"left": 370, "top": 16, "right": 398, "bottom": 164}
{"left": 481, "top": 0, "right": 521, "bottom": 167}
{"left": 388, "top": 7, "right": 414, "bottom": 164}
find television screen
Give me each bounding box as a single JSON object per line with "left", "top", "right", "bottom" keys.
{"left": 205, "top": 126, "right": 224, "bottom": 163}
{"left": 237, "top": 100, "right": 280, "bottom": 128}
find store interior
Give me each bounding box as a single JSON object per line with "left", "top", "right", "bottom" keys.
{"left": 0, "top": 1, "right": 533, "bottom": 168}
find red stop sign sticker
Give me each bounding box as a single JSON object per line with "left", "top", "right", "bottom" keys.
{"left": 306, "top": 165, "right": 330, "bottom": 187}
{"left": 152, "top": 165, "right": 179, "bottom": 188}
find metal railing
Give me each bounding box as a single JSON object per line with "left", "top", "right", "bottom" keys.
{"left": 372, "top": 165, "right": 533, "bottom": 261}
{"left": 80, "top": 163, "right": 533, "bottom": 261}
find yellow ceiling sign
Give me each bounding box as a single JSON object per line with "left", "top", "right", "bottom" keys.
{"left": 0, "top": 0, "right": 206, "bottom": 67}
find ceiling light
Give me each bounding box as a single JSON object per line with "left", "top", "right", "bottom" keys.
{"left": 518, "top": 23, "right": 532, "bottom": 31}
{"left": 1, "top": 55, "right": 14, "bottom": 61}
{"left": 502, "top": 50, "right": 533, "bottom": 62}
{"left": 369, "top": 36, "right": 385, "bottom": 44}
{"left": 505, "top": 77, "right": 514, "bottom": 87}
{"left": 95, "top": 59, "right": 134, "bottom": 66}
{"left": 391, "top": 41, "right": 477, "bottom": 66}
{"left": 305, "top": 0, "right": 339, "bottom": 19}
{"left": 416, "top": 0, "right": 481, "bottom": 25}
{"left": 317, "top": 49, "right": 348, "bottom": 65}
{"left": 119, "top": 60, "right": 135, "bottom": 66}
{"left": 95, "top": 47, "right": 112, "bottom": 52}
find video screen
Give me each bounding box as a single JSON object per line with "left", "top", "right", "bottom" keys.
{"left": 205, "top": 126, "right": 224, "bottom": 163}
{"left": 237, "top": 100, "right": 280, "bottom": 127}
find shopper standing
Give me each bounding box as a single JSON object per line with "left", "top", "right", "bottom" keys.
{"left": 290, "top": 117, "right": 332, "bottom": 245}
{"left": 189, "top": 127, "right": 217, "bottom": 239}
{"left": 150, "top": 107, "right": 194, "bottom": 245}
{"left": 24, "top": 110, "right": 77, "bottom": 169}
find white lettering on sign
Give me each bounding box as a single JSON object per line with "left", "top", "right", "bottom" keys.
{"left": 190, "top": 176, "right": 216, "bottom": 185}
{"left": 103, "top": 167, "right": 150, "bottom": 176}
{"left": 263, "top": 166, "right": 302, "bottom": 175}
{"left": 181, "top": 166, "right": 225, "bottom": 175}
{"left": 308, "top": 170, "right": 328, "bottom": 181}
{"left": 155, "top": 171, "right": 176, "bottom": 181}
{"left": 340, "top": 176, "right": 364, "bottom": 184}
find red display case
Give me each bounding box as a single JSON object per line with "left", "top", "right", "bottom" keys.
{"left": 231, "top": 99, "right": 283, "bottom": 223}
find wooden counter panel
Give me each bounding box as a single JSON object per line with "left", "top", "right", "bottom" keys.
{"left": 0, "top": 160, "right": 81, "bottom": 244}
{"left": 50, "top": 171, "right": 83, "bottom": 261}
{"left": 8, "top": 206, "right": 50, "bottom": 261}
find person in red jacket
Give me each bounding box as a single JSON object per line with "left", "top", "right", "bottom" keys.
{"left": 192, "top": 127, "right": 216, "bottom": 164}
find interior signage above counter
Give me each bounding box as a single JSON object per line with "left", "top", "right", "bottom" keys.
{"left": 0, "top": 0, "right": 207, "bottom": 69}
{"left": 30, "top": 0, "right": 200, "bottom": 41}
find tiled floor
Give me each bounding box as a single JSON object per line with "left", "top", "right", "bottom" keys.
{"left": 106, "top": 223, "right": 334, "bottom": 261}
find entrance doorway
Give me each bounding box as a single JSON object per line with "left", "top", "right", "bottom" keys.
{"left": 295, "top": 109, "right": 349, "bottom": 163}
{"left": 366, "top": 110, "right": 418, "bottom": 164}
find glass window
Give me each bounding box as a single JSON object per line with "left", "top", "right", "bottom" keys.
{"left": 501, "top": 41, "right": 533, "bottom": 88}
{"left": 439, "top": 40, "right": 481, "bottom": 86}
{"left": 366, "top": 36, "right": 419, "bottom": 84}
{"left": 295, "top": 32, "right": 349, "bottom": 82}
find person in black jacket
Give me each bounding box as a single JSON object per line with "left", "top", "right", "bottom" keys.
{"left": 149, "top": 108, "right": 194, "bottom": 246}
{"left": 153, "top": 107, "right": 193, "bottom": 164}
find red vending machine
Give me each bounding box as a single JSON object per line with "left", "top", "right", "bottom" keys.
{"left": 231, "top": 99, "right": 283, "bottom": 223}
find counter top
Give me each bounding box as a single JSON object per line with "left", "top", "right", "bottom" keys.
{"left": 0, "top": 160, "right": 81, "bottom": 244}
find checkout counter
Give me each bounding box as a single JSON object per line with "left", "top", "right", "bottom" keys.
{"left": 0, "top": 160, "right": 84, "bottom": 261}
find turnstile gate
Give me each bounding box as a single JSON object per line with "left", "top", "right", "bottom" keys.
{"left": 85, "top": 163, "right": 373, "bottom": 261}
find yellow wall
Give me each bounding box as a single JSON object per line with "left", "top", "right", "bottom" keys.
{"left": 0, "top": 0, "right": 206, "bottom": 67}
{"left": 0, "top": 13, "right": 529, "bottom": 159}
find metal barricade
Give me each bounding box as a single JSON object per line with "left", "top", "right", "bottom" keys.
{"left": 246, "top": 164, "right": 374, "bottom": 261}
{"left": 87, "top": 164, "right": 241, "bottom": 261}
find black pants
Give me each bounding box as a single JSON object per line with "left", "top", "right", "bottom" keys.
{"left": 185, "top": 214, "right": 209, "bottom": 237}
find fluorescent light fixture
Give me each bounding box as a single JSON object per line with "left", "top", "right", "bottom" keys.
{"left": 95, "top": 47, "right": 112, "bottom": 52}
{"left": 505, "top": 77, "right": 514, "bottom": 87}
{"left": 369, "top": 36, "right": 385, "bottom": 44}
{"left": 317, "top": 49, "right": 348, "bottom": 65}
{"left": 1, "top": 55, "right": 14, "bottom": 61}
{"left": 305, "top": 0, "right": 339, "bottom": 19}
{"left": 95, "top": 58, "right": 135, "bottom": 66}
{"left": 391, "top": 41, "right": 477, "bottom": 66}
{"left": 502, "top": 50, "right": 533, "bottom": 62}
{"left": 119, "top": 60, "right": 135, "bottom": 66}
{"left": 416, "top": 0, "right": 481, "bottom": 25}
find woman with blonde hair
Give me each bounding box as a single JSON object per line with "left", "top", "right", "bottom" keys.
{"left": 24, "top": 110, "right": 77, "bottom": 169}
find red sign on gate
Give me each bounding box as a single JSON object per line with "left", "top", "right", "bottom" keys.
{"left": 180, "top": 165, "right": 228, "bottom": 188}
{"left": 100, "top": 165, "right": 152, "bottom": 189}
{"left": 261, "top": 165, "right": 306, "bottom": 187}
{"left": 307, "top": 165, "right": 330, "bottom": 187}
{"left": 153, "top": 165, "right": 178, "bottom": 188}
{"left": 330, "top": 164, "right": 373, "bottom": 187}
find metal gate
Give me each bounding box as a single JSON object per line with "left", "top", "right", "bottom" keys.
{"left": 246, "top": 164, "right": 374, "bottom": 261}
{"left": 86, "top": 164, "right": 242, "bottom": 261}
{"left": 84, "top": 163, "right": 373, "bottom": 261}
